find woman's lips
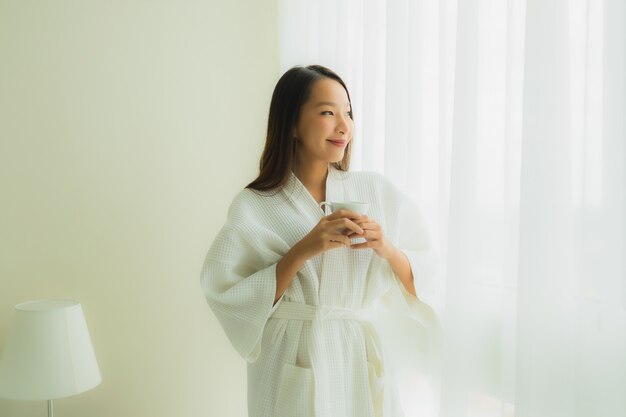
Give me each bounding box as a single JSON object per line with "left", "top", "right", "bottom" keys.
{"left": 327, "top": 140, "right": 347, "bottom": 147}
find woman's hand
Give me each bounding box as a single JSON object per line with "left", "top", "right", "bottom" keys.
{"left": 349, "top": 215, "right": 417, "bottom": 296}
{"left": 274, "top": 210, "right": 364, "bottom": 302}
{"left": 294, "top": 209, "right": 365, "bottom": 260}
{"left": 349, "top": 215, "right": 394, "bottom": 260}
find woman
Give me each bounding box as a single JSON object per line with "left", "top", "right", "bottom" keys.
{"left": 201, "top": 65, "right": 440, "bottom": 417}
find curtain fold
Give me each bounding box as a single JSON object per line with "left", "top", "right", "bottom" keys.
{"left": 278, "top": 0, "right": 625, "bottom": 415}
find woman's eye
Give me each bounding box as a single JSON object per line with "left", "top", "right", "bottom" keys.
{"left": 321, "top": 110, "right": 333, "bottom": 115}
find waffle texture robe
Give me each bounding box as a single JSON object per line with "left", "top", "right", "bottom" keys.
{"left": 201, "top": 167, "right": 440, "bottom": 417}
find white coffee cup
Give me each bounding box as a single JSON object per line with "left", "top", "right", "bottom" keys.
{"left": 320, "top": 201, "right": 369, "bottom": 215}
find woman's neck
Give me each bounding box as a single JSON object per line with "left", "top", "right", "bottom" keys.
{"left": 294, "top": 160, "right": 328, "bottom": 203}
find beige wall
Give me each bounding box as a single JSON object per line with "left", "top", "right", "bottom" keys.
{"left": 0, "top": 0, "right": 279, "bottom": 416}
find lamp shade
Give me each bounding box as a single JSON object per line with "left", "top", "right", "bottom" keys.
{"left": 0, "top": 299, "right": 101, "bottom": 400}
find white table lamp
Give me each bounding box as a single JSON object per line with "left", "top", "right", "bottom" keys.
{"left": 0, "top": 299, "right": 101, "bottom": 416}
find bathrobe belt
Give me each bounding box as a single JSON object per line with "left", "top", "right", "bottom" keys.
{"left": 270, "top": 301, "right": 385, "bottom": 416}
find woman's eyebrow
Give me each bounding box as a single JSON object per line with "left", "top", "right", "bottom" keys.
{"left": 314, "top": 101, "right": 351, "bottom": 107}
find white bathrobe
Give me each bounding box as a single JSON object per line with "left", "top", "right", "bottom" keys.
{"left": 201, "top": 167, "right": 440, "bottom": 417}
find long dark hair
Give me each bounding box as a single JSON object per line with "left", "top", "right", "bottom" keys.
{"left": 246, "top": 65, "right": 353, "bottom": 192}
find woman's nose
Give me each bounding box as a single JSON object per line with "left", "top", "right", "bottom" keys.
{"left": 336, "top": 114, "right": 351, "bottom": 136}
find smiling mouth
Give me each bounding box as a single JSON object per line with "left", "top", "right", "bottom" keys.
{"left": 327, "top": 140, "right": 347, "bottom": 147}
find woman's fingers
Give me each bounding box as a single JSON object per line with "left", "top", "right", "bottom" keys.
{"left": 354, "top": 221, "right": 380, "bottom": 231}
{"left": 325, "top": 232, "right": 353, "bottom": 247}
{"left": 346, "top": 218, "right": 388, "bottom": 257}
{"left": 328, "top": 217, "right": 364, "bottom": 235}
{"left": 303, "top": 211, "right": 383, "bottom": 256}
{"left": 348, "top": 229, "right": 375, "bottom": 239}
{"left": 351, "top": 241, "right": 375, "bottom": 250}
{"left": 346, "top": 221, "right": 380, "bottom": 238}
{"left": 326, "top": 209, "right": 362, "bottom": 221}
{"left": 351, "top": 234, "right": 385, "bottom": 251}
{"left": 311, "top": 213, "right": 390, "bottom": 257}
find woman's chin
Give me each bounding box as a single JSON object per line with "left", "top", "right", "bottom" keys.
{"left": 328, "top": 151, "right": 346, "bottom": 163}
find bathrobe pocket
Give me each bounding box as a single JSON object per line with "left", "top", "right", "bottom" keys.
{"left": 275, "top": 363, "right": 315, "bottom": 417}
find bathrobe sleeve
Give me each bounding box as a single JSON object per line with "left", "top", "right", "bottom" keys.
{"left": 376, "top": 174, "right": 443, "bottom": 328}
{"left": 200, "top": 192, "right": 286, "bottom": 363}
{"left": 397, "top": 190, "right": 442, "bottom": 317}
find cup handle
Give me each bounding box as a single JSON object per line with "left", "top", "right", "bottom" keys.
{"left": 319, "top": 201, "right": 330, "bottom": 214}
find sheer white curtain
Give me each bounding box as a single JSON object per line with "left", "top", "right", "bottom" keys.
{"left": 279, "top": 0, "right": 625, "bottom": 416}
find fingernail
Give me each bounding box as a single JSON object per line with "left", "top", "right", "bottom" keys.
{"left": 358, "top": 228, "right": 364, "bottom": 234}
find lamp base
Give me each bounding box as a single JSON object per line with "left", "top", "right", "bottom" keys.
{"left": 48, "top": 399, "right": 54, "bottom": 417}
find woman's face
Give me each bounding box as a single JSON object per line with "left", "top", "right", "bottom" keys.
{"left": 294, "top": 78, "right": 353, "bottom": 166}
